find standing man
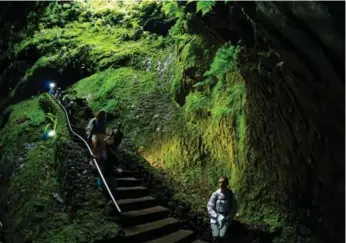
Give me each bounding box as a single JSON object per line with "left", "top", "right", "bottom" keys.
{"left": 207, "top": 176, "right": 237, "bottom": 242}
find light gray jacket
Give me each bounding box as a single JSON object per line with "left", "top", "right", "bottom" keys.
{"left": 207, "top": 188, "right": 236, "bottom": 224}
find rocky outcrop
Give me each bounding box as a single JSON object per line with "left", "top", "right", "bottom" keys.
{"left": 247, "top": 3, "right": 344, "bottom": 243}
{"left": 0, "top": 2, "right": 48, "bottom": 108}
{"left": 0, "top": 95, "right": 122, "bottom": 242}
{"left": 192, "top": 2, "right": 344, "bottom": 242}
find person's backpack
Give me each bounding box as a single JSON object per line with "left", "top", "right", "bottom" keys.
{"left": 86, "top": 118, "right": 96, "bottom": 139}
{"left": 112, "top": 129, "right": 123, "bottom": 146}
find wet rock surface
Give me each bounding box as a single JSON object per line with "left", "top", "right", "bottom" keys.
{"left": 117, "top": 150, "right": 276, "bottom": 243}
{"left": 56, "top": 141, "right": 94, "bottom": 217}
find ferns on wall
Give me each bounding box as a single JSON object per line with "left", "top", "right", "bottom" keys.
{"left": 184, "top": 91, "right": 210, "bottom": 121}
{"left": 204, "top": 43, "right": 241, "bottom": 81}
{"left": 193, "top": 42, "right": 241, "bottom": 95}
{"left": 162, "top": 1, "right": 185, "bottom": 19}
{"left": 195, "top": 1, "right": 216, "bottom": 16}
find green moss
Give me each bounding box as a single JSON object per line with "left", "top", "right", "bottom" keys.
{"left": 16, "top": 23, "right": 155, "bottom": 77}
{"left": 171, "top": 35, "right": 215, "bottom": 102}
{"left": 67, "top": 36, "right": 252, "bottom": 230}
{"left": 14, "top": 1, "right": 171, "bottom": 95}
{"left": 0, "top": 97, "right": 50, "bottom": 144}
{"left": 0, "top": 95, "right": 68, "bottom": 240}
{"left": 126, "top": 66, "right": 247, "bottom": 217}
{"left": 72, "top": 66, "right": 177, "bottom": 147}
{"left": 3, "top": 1, "right": 308, "bottom": 241}
{"left": 72, "top": 67, "right": 157, "bottom": 110}
{"left": 184, "top": 91, "right": 210, "bottom": 121}
{"left": 37, "top": 206, "right": 119, "bottom": 243}
{"left": 0, "top": 95, "right": 120, "bottom": 242}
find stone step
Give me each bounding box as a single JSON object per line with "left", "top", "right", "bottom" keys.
{"left": 116, "top": 177, "right": 142, "bottom": 187}
{"left": 116, "top": 186, "right": 149, "bottom": 199}
{"left": 191, "top": 240, "right": 209, "bottom": 243}
{"left": 145, "top": 229, "right": 195, "bottom": 243}
{"left": 121, "top": 206, "right": 169, "bottom": 226}
{"left": 114, "top": 168, "right": 133, "bottom": 177}
{"left": 117, "top": 196, "right": 157, "bottom": 212}
{"left": 124, "top": 217, "right": 181, "bottom": 242}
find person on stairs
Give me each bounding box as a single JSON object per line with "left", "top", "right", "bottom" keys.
{"left": 207, "top": 176, "right": 237, "bottom": 243}
{"left": 106, "top": 122, "right": 124, "bottom": 153}
{"left": 86, "top": 110, "right": 107, "bottom": 186}
{"left": 66, "top": 99, "right": 77, "bottom": 117}
{"left": 55, "top": 87, "right": 62, "bottom": 100}
{"left": 105, "top": 122, "right": 124, "bottom": 173}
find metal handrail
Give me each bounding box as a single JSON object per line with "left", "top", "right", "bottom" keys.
{"left": 49, "top": 93, "right": 121, "bottom": 213}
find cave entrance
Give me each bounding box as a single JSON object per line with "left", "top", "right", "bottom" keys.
{"left": 13, "top": 65, "right": 90, "bottom": 103}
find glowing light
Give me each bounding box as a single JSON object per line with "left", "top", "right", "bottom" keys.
{"left": 47, "top": 130, "right": 56, "bottom": 137}
{"left": 49, "top": 82, "right": 56, "bottom": 88}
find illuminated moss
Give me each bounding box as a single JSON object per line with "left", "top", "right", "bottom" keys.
{"left": 2, "top": 1, "right": 320, "bottom": 242}
{"left": 0, "top": 95, "right": 120, "bottom": 242}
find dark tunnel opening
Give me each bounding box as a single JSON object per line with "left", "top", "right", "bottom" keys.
{"left": 11, "top": 65, "right": 92, "bottom": 105}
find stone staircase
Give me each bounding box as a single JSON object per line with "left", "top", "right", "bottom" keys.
{"left": 113, "top": 168, "right": 208, "bottom": 243}
{"left": 64, "top": 118, "right": 208, "bottom": 242}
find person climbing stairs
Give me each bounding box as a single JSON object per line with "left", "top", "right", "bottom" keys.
{"left": 50, "top": 91, "right": 209, "bottom": 242}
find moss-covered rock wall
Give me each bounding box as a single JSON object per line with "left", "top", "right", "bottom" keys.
{"left": 0, "top": 95, "right": 121, "bottom": 242}
{"left": 0, "top": 1, "right": 343, "bottom": 243}
{"left": 239, "top": 3, "right": 344, "bottom": 242}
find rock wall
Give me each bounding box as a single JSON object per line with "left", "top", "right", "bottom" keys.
{"left": 177, "top": 1, "right": 344, "bottom": 242}
{"left": 0, "top": 95, "right": 121, "bottom": 242}
{"left": 195, "top": 2, "right": 344, "bottom": 242}
{"left": 245, "top": 3, "right": 344, "bottom": 242}
{"left": 55, "top": 140, "right": 122, "bottom": 242}
{"left": 0, "top": 2, "right": 343, "bottom": 243}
